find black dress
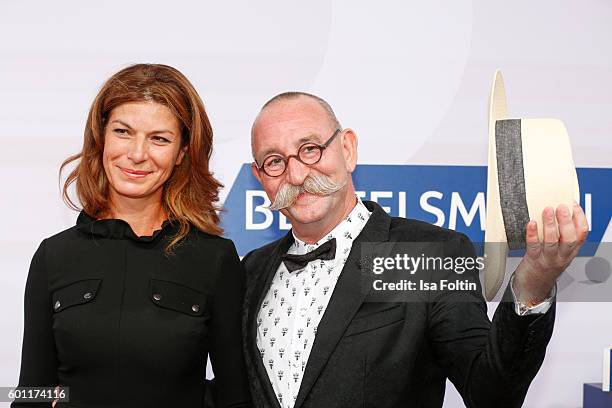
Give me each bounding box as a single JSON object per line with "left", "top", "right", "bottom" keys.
{"left": 12, "top": 211, "right": 252, "bottom": 408}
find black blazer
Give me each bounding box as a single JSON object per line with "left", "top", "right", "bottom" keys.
{"left": 13, "top": 211, "right": 252, "bottom": 408}
{"left": 242, "top": 201, "right": 555, "bottom": 408}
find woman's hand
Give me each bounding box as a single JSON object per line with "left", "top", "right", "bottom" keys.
{"left": 51, "top": 385, "right": 60, "bottom": 407}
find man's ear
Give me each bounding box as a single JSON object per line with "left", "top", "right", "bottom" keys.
{"left": 176, "top": 145, "right": 188, "bottom": 166}
{"left": 340, "top": 128, "right": 358, "bottom": 172}
{"left": 251, "top": 162, "right": 263, "bottom": 184}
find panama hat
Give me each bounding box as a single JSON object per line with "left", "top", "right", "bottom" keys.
{"left": 483, "top": 70, "right": 580, "bottom": 301}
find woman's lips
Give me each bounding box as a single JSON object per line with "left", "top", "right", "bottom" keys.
{"left": 119, "top": 167, "right": 151, "bottom": 178}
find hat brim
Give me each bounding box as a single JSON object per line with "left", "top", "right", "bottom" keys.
{"left": 484, "top": 70, "right": 510, "bottom": 300}
{"left": 484, "top": 70, "right": 580, "bottom": 300}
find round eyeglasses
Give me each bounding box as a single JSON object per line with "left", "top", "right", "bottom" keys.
{"left": 255, "top": 129, "right": 341, "bottom": 177}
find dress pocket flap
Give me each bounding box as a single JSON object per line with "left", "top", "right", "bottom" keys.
{"left": 149, "top": 279, "right": 208, "bottom": 317}
{"left": 52, "top": 279, "right": 101, "bottom": 313}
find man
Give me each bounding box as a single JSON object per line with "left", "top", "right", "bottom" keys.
{"left": 241, "top": 92, "right": 588, "bottom": 407}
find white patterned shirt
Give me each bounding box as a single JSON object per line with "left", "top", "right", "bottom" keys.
{"left": 256, "top": 198, "right": 371, "bottom": 408}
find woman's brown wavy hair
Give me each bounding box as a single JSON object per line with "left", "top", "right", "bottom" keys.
{"left": 60, "top": 63, "right": 223, "bottom": 253}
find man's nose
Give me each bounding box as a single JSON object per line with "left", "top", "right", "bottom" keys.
{"left": 127, "top": 135, "right": 148, "bottom": 163}
{"left": 284, "top": 156, "right": 310, "bottom": 186}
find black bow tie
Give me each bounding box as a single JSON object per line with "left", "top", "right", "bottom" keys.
{"left": 281, "top": 238, "right": 337, "bottom": 273}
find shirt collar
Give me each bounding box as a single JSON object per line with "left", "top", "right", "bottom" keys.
{"left": 75, "top": 210, "right": 175, "bottom": 243}
{"left": 290, "top": 197, "right": 371, "bottom": 255}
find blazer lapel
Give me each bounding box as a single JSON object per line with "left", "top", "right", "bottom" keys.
{"left": 246, "top": 231, "right": 294, "bottom": 408}
{"left": 293, "top": 201, "right": 391, "bottom": 408}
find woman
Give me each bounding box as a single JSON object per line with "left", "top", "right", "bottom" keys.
{"left": 12, "top": 64, "right": 252, "bottom": 407}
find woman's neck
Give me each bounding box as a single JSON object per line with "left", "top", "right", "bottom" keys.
{"left": 103, "top": 191, "right": 167, "bottom": 237}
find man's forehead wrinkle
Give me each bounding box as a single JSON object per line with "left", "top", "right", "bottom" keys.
{"left": 297, "top": 133, "right": 323, "bottom": 144}
{"left": 255, "top": 128, "right": 324, "bottom": 160}
{"left": 252, "top": 97, "right": 333, "bottom": 160}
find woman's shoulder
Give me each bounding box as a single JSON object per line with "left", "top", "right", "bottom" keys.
{"left": 188, "top": 226, "right": 239, "bottom": 254}
{"left": 42, "top": 224, "right": 83, "bottom": 248}
{"left": 39, "top": 210, "right": 99, "bottom": 248}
